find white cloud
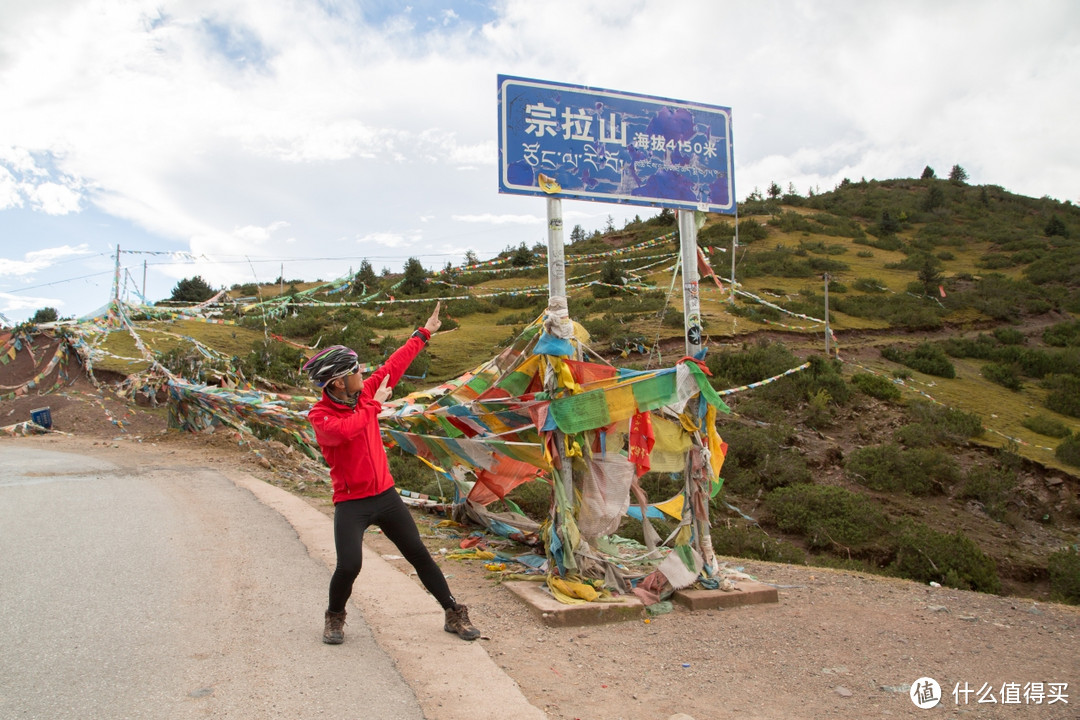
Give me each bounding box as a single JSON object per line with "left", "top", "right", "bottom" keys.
{"left": 0, "top": 166, "right": 23, "bottom": 210}
{"left": 358, "top": 232, "right": 410, "bottom": 248}
{"left": 0, "top": 244, "right": 92, "bottom": 277}
{"left": 1, "top": 0, "right": 1078, "bottom": 321}
{"left": 0, "top": 291, "right": 64, "bottom": 314}
{"left": 27, "top": 181, "right": 81, "bottom": 215}
{"left": 453, "top": 213, "right": 544, "bottom": 225}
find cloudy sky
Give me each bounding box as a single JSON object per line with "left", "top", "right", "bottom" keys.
{"left": 2, "top": 0, "right": 1077, "bottom": 323}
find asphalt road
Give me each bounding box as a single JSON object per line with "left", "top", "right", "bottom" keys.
{"left": 0, "top": 445, "right": 424, "bottom": 720}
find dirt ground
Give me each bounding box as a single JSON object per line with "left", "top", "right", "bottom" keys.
{"left": 3, "top": 380, "right": 1078, "bottom": 720}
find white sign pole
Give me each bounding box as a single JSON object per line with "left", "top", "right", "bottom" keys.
{"left": 678, "top": 209, "right": 703, "bottom": 358}
{"left": 546, "top": 197, "right": 566, "bottom": 298}
{"left": 544, "top": 196, "right": 576, "bottom": 571}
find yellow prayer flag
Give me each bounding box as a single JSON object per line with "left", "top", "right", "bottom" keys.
{"left": 604, "top": 385, "right": 637, "bottom": 424}
{"left": 653, "top": 493, "right": 686, "bottom": 521}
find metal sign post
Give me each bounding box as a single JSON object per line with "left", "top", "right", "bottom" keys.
{"left": 678, "top": 209, "right": 703, "bottom": 358}
{"left": 546, "top": 198, "right": 566, "bottom": 298}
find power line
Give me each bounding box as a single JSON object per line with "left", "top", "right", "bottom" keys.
{"left": 2, "top": 269, "right": 113, "bottom": 294}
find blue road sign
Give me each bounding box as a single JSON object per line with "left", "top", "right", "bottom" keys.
{"left": 498, "top": 75, "right": 735, "bottom": 214}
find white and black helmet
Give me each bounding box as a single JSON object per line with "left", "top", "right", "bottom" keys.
{"left": 301, "top": 345, "right": 360, "bottom": 387}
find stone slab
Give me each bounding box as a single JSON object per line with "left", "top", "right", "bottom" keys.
{"left": 672, "top": 580, "right": 779, "bottom": 610}
{"left": 503, "top": 581, "right": 646, "bottom": 627}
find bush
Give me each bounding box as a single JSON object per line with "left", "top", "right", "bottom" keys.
{"left": 1043, "top": 320, "right": 1080, "bottom": 347}
{"left": 705, "top": 340, "right": 799, "bottom": 389}
{"left": 852, "top": 278, "right": 887, "bottom": 293}
{"left": 846, "top": 444, "right": 959, "bottom": 495}
{"left": 708, "top": 522, "right": 807, "bottom": 564}
{"left": 1056, "top": 433, "right": 1080, "bottom": 468}
{"left": 850, "top": 372, "right": 901, "bottom": 401}
{"left": 881, "top": 342, "right": 956, "bottom": 378}
{"left": 387, "top": 447, "right": 436, "bottom": 494}
{"left": 898, "top": 400, "right": 983, "bottom": 445}
{"left": 1047, "top": 547, "right": 1080, "bottom": 604}
{"left": 718, "top": 423, "right": 811, "bottom": 495}
{"left": 889, "top": 520, "right": 1001, "bottom": 594}
{"left": 240, "top": 340, "right": 308, "bottom": 386}
{"left": 1042, "top": 374, "right": 1080, "bottom": 417}
{"left": 504, "top": 478, "right": 554, "bottom": 520}
{"left": 992, "top": 327, "right": 1026, "bottom": 345}
{"left": 1021, "top": 415, "right": 1072, "bottom": 438}
{"left": 765, "top": 485, "right": 888, "bottom": 551}
{"left": 981, "top": 362, "right": 1023, "bottom": 390}
{"left": 959, "top": 464, "right": 1017, "bottom": 522}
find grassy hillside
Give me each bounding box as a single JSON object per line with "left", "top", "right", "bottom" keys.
{"left": 95, "top": 174, "right": 1080, "bottom": 603}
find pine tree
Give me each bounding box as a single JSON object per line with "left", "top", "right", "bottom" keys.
{"left": 31, "top": 307, "right": 58, "bottom": 323}
{"left": 1045, "top": 215, "right": 1069, "bottom": 238}
{"left": 921, "top": 165, "right": 936, "bottom": 180}
{"left": 169, "top": 276, "right": 215, "bottom": 303}
{"left": 922, "top": 185, "right": 945, "bottom": 212}
{"left": 948, "top": 164, "right": 969, "bottom": 184}
{"left": 400, "top": 258, "right": 428, "bottom": 294}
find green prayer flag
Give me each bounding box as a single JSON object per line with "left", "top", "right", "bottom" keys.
{"left": 549, "top": 389, "right": 611, "bottom": 434}
{"left": 465, "top": 374, "right": 492, "bottom": 393}
{"left": 496, "top": 370, "right": 533, "bottom": 397}
{"left": 631, "top": 372, "right": 676, "bottom": 412}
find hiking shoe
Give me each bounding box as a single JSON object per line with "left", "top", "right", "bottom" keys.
{"left": 444, "top": 604, "right": 480, "bottom": 641}
{"left": 323, "top": 610, "right": 346, "bottom": 644}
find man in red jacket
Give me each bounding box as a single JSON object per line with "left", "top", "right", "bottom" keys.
{"left": 303, "top": 302, "right": 480, "bottom": 644}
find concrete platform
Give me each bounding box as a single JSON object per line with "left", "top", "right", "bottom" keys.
{"left": 503, "top": 581, "right": 646, "bottom": 627}
{"left": 672, "top": 580, "right": 779, "bottom": 610}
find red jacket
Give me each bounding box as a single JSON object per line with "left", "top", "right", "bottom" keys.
{"left": 307, "top": 328, "right": 429, "bottom": 504}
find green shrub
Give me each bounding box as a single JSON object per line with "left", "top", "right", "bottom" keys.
{"left": 846, "top": 444, "right": 959, "bottom": 495}
{"left": 900, "top": 400, "right": 983, "bottom": 443}
{"left": 992, "top": 327, "right": 1026, "bottom": 345}
{"left": 881, "top": 342, "right": 956, "bottom": 378}
{"left": 1043, "top": 320, "right": 1080, "bottom": 347}
{"left": 1042, "top": 374, "right": 1080, "bottom": 418}
{"left": 708, "top": 522, "right": 807, "bottom": 564}
{"left": 1047, "top": 547, "right": 1080, "bottom": 604}
{"left": 1021, "top": 415, "right": 1072, "bottom": 438}
{"left": 447, "top": 297, "right": 499, "bottom": 316}
{"left": 851, "top": 372, "right": 901, "bottom": 401}
{"left": 1056, "top": 433, "right": 1080, "bottom": 468}
{"left": 504, "top": 478, "right": 554, "bottom": 520}
{"left": 852, "top": 277, "right": 887, "bottom": 293}
{"left": 386, "top": 447, "right": 434, "bottom": 493}
{"left": 959, "top": 465, "right": 1017, "bottom": 522}
{"left": 889, "top": 520, "right": 1001, "bottom": 593}
{"left": 705, "top": 340, "right": 799, "bottom": 389}
{"left": 718, "top": 423, "right": 811, "bottom": 494}
{"left": 981, "top": 362, "right": 1023, "bottom": 390}
{"left": 765, "top": 485, "right": 888, "bottom": 551}
{"left": 240, "top": 340, "right": 308, "bottom": 386}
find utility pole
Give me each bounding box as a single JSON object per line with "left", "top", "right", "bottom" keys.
{"left": 111, "top": 245, "right": 121, "bottom": 307}
{"left": 142, "top": 260, "right": 147, "bottom": 302}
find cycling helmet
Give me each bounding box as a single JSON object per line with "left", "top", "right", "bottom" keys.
{"left": 302, "top": 345, "right": 360, "bottom": 387}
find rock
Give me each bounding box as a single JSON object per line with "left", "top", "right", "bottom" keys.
{"left": 926, "top": 605, "right": 949, "bottom": 613}
{"left": 834, "top": 686, "right": 853, "bottom": 697}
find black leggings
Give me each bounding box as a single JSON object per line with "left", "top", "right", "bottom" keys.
{"left": 328, "top": 487, "right": 456, "bottom": 613}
